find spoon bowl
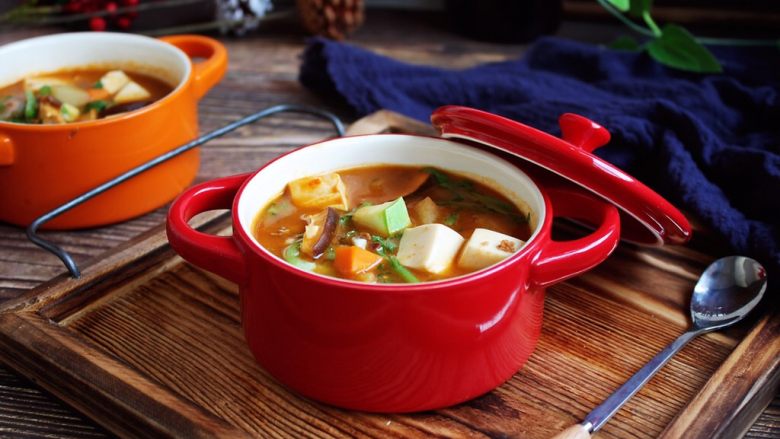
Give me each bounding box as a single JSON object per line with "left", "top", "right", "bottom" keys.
{"left": 692, "top": 256, "right": 767, "bottom": 331}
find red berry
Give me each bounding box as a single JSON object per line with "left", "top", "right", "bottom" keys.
{"left": 89, "top": 16, "right": 107, "bottom": 31}
{"left": 105, "top": 2, "right": 117, "bottom": 13}
{"left": 122, "top": 0, "right": 139, "bottom": 6}
{"left": 117, "top": 16, "right": 132, "bottom": 29}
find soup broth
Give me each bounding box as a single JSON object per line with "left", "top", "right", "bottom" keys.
{"left": 254, "top": 165, "right": 532, "bottom": 283}
{"left": 0, "top": 68, "right": 172, "bottom": 124}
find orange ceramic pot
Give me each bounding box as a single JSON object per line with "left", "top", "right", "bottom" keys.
{"left": 0, "top": 33, "right": 227, "bottom": 229}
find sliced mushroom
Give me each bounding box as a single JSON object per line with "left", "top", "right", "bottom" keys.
{"left": 0, "top": 96, "right": 24, "bottom": 121}
{"left": 347, "top": 170, "right": 431, "bottom": 207}
{"left": 300, "top": 207, "right": 339, "bottom": 258}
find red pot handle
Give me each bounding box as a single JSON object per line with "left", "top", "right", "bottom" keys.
{"left": 531, "top": 187, "right": 621, "bottom": 288}
{"left": 166, "top": 173, "right": 250, "bottom": 284}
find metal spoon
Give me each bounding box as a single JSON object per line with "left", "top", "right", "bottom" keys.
{"left": 553, "top": 256, "right": 768, "bottom": 439}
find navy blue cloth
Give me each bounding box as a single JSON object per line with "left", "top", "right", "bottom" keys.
{"left": 300, "top": 36, "right": 780, "bottom": 276}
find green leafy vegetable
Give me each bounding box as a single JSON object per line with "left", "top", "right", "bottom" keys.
{"left": 93, "top": 80, "right": 103, "bottom": 89}
{"left": 38, "top": 85, "right": 52, "bottom": 97}
{"left": 647, "top": 24, "right": 723, "bottom": 73}
{"left": 387, "top": 255, "right": 419, "bottom": 283}
{"left": 86, "top": 100, "right": 109, "bottom": 112}
{"left": 24, "top": 90, "right": 37, "bottom": 121}
{"left": 282, "top": 240, "right": 316, "bottom": 271}
{"left": 371, "top": 235, "right": 418, "bottom": 283}
{"left": 371, "top": 235, "right": 398, "bottom": 254}
{"left": 422, "top": 167, "right": 524, "bottom": 221}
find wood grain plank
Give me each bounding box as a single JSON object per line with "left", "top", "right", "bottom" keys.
{"left": 0, "top": 312, "right": 244, "bottom": 438}
{"left": 0, "top": 366, "right": 110, "bottom": 439}
{"left": 660, "top": 312, "right": 780, "bottom": 439}
{"left": 46, "top": 246, "right": 734, "bottom": 438}
{"left": 1, "top": 10, "right": 777, "bottom": 438}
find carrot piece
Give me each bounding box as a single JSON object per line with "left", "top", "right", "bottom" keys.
{"left": 333, "top": 246, "right": 383, "bottom": 276}
{"left": 88, "top": 88, "right": 110, "bottom": 101}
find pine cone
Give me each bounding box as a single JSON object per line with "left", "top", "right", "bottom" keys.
{"left": 296, "top": 0, "right": 364, "bottom": 40}
{"left": 216, "top": 0, "right": 273, "bottom": 36}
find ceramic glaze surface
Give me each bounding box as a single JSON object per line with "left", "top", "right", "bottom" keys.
{"left": 432, "top": 106, "right": 692, "bottom": 246}
{"left": 167, "top": 130, "right": 622, "bottom": 412}
{"left": 0, "top": 33, "right": 227, "bottom": 228}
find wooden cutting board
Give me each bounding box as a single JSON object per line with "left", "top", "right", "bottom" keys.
{"left": 0, "top": 111, "right": 777, "bottom": 438}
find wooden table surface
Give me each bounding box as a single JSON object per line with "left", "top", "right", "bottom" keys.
{"left": 1, "top": 9, "right": 777, "bottom": 438}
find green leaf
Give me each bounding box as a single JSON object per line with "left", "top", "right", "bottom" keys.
{"left": 609, "top": 35, "right": 641, "bottom": 51}
{"left": 647, "top": 24, "right": 723, "bottom": 73}
{"left": 93, "top": 80, "right": 104, "bottom": 89}
{"left": 606, "top": 0, "right": 629, "bottom": 12}
{"left": 628, "top": 0, "right": 652, "bottom": 18}
{"left": 38, "top": 85, "right": 52, "bottom": 97}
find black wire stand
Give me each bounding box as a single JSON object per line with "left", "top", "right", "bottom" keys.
{"left": 26, "top": 104, "right": 346, "bottom": 279}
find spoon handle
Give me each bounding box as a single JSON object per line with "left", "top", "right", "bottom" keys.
{"left": 581, "top": 328, "right": 702, "bottom": 433}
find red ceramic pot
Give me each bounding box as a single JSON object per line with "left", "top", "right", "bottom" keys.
{"left": 167, "top": 133, "right": 621, "bottom": 412}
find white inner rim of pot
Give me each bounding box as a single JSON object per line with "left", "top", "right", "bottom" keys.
{"left": 0, "top": 32, "right": 187, "bottom": 91}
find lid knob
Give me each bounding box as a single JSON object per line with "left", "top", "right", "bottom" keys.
{"left": 559, "top": 113, "right": 611, "bottom": 153}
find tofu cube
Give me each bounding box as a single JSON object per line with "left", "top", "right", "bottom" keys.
{"left": 113, "top": 81, "right": 151, "bottom": 104}
{"left": 100, "top": 70, "right": 131, "bottom": 94}
{"left": 411, "top": 197, "right": 441, "bottom": 224}
{"left": 24, "top": 77, "right": 68, "bottom": 92}
{"left": 397, "top": 224, "right": 464, "bottom": 274}
{"left": 458, "top": 228, "right": 525, "bottom": 271}
{"left": 288, "top": 173, "right": 348, "bottom": 210}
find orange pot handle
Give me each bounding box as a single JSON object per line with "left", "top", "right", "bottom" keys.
{"left": 159, "top": 34, "right": 228, "bottom": 99}
{"left": 0, "top": 132, "right": 14, "bottom": 166}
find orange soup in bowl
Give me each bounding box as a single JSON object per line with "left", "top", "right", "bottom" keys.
{"left": 253, "top": 165, "right": 532, "bottom": 283}
{"left": 0, "top": 68, "right": 173, "bottom": 124}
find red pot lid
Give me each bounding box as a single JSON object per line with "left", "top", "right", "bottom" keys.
{"left": 431, "top": 105, "right": 692, "bottom": 246}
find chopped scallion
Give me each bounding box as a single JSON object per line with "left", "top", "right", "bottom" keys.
{"left": 324, "top": 246, "right": 336, "bottom": 261}
{"left": 388, "top": 255, "right": 419, "bottom": 283}
{"left": 444, "top": 212, "right": 459, "bottom": 226}
{"left": 86, "top": 100, "right": 108, "bottom": 112}
{"left": 24, "top": 90, "right": 37, "bottom": 121}
{"left": 370, "top": 235, "right": 417, "bottom": 283}
{"left": 282, "top": 240, "right": 316, "bottom": 271}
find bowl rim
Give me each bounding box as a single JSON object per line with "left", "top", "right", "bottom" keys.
{"left": 230, "top": 133, "right": 552, "bottom": 292}
{"left": 0, "top": 32, "right": 191, "bottom": 131}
